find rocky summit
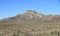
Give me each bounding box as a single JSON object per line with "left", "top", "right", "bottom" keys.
{"left": 0, "top": 10, "right": 60, "bottom": 23}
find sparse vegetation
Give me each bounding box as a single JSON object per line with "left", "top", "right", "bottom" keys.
{"left": 0, "top": 22, "right": 59, "bottom": 36}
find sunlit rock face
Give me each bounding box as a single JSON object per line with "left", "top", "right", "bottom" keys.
{"left": 24, "top": 10, "right": 45, "bottom": 21}
{"left": 26, "top": 10, "right": 44, "bottom": 18}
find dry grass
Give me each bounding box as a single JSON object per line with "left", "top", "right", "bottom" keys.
{"left": 0, "top": 22, "right": 60, "bottom": 36}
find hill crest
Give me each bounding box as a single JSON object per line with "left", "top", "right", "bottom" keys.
{"left": 0, "top": 10, "right": 60, "bottom": 23}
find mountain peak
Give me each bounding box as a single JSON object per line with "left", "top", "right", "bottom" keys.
{"left": 26, "top": 10, "right": 37, "bottom": 14}
{"left": 0, "top": 10, "right": 60, "bottom": 23}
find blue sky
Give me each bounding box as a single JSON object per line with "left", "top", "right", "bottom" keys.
{"left": 0, "top": 0, "right": 60, "bottom": 19}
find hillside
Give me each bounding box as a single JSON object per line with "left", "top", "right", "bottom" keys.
{"left": 0, "top": 10, "right": 60, "bottom": 23}
{"left": 0, "top": 10, "right": 60, "bottom": 36}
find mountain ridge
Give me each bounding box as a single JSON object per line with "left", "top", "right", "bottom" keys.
{"left": 0, "top": 10, "right": 60, "bottom": 23}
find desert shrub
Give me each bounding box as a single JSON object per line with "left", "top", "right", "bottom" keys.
{"left": 13, "top": 31, "right": 20, "bottom": 36}
{"left": 17, "top": 30, "right": 21, "bottom": 33}
{"left": 50, "top": 31, "right": 57, "bottom": 35}
{"left": 13, "top": 32, "right": 19, "bottom": 36}
{"left": 39, "top": 33, "right": 44, "bottom": 36}
{"left": 24, "top": 33, "right": 33, "bottom": 36}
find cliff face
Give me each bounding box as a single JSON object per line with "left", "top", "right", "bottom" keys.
{"left": 0, "top": 10, "right": 60, "bottom": 23}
